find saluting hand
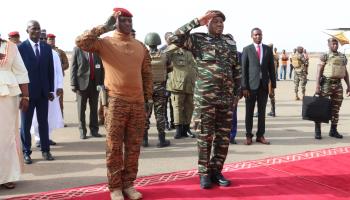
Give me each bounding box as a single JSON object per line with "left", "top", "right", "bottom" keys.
{"left": 198, "top": 11, "right": 217, "bottom": 26}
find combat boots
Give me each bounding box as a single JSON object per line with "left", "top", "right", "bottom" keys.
{"left": 184, "top": 124, "right": 196, "bottom": 138}
{"left": 199, "top": 175, "right": 212, "bottom": 189}
{"left": 110, "top": 189, "right": 124, "bottom": 200}
{"left": 142, "top": 130, "right": 149, "bottom": 147}
{"left": 315, "top": 122, "right": 322, "bottom": 140}
{"left": 157, "top": 132, "right": 171, "bottom": 148}
{"left": 329, "top": 124, "right": 343, "bottom": 139}
{"left": 174, "top": 125, "right": 182, "bottom": 139}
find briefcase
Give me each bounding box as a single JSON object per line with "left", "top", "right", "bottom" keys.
{"left": 302, "top": 95, "right": 332, "bottom": 123}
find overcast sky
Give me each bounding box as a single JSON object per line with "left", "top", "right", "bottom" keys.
{"left": 1, "top": 0, "right": 350, "bottom": 52}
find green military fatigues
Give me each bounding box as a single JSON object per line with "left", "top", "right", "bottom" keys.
{"left": 291, "top": 52, "right": 307, "bottom": 97}
{"left": 165, "top": 44, "right": 196, "bottom": 126}
{"left": 169, "top": 19, "right": 241, "bottom": 175}
{"left": 320, "top": 52, "right": 347, "bottom": 125}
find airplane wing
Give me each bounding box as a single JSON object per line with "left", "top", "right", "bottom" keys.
{"left": 327, "top": 28, "right": 350, "bottom": 31}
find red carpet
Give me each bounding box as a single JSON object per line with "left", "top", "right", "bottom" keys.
{"left": 8, "top": 146, "right": 350, "bottom": 200}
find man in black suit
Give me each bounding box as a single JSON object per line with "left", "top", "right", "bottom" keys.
{"left": 70, "top": 47, "right": 104, "bottom": 139}
{"left": 18, "top": 20, "right": 55, "bottom": 164}
{"left": 241, "top": 27, "right": 276, "bottom": 145}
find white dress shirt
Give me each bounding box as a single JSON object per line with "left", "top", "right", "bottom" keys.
{"left": 28, "top": 39, "right": 40, "bottom": 55}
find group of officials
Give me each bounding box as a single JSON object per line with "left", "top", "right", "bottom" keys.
{"left": 1, "top": 7, "right": 350, "bottom": 200}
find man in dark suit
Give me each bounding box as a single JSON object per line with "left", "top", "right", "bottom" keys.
{"left": 241, "top": 27, "right": 276, "bottom": 145}
{"left": 18, "top": 20, "right": 55, "bottom": 164}
{"left": 70, "top": 47, "right": 104, "bottom": 139}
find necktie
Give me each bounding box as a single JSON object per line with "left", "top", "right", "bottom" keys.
{"left": 89, "top": 52, "right": 95, "bottom": 80}
{"left": 35, "top": 43, "right": 40, "bottom": 60}
{"left": 257, "top": 44, "right": 261, "bottom": 63}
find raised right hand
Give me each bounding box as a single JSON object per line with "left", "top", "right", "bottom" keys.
{"left": 198, "top": 11, "right": 217, "bottom": 26}
{"left": 104, "top": 14, "right": 116, "bottom": 32}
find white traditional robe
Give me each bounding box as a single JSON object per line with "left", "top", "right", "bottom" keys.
{"left": 0, "top": 41, "right": 29, "bottom": 184}
{"left": 31, "top": 50, "right": 64, "bottom": 140}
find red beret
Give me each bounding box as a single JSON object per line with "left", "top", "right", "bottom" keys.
{"left": 8, "top": 31, "right": 20, "bottom": 37}
{"left": 47, "top": 33, "right": 56, "bottom": 38}
{"left": 113, "top": 8, "right": 133, "bottom": 17}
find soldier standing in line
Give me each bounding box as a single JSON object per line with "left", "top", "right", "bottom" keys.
{"left": 267, "top": 44, "right": 277, "bottom": 117}
{"left": 165, "top": 40, "right": 197, "bottom": 139}
{"left": 289, "top": 48, "right": 297, "bottom": 79}
{"left": 291, "top": 46, "right": 307, "bottom": 100}
{"left": 161, "top": 33, "right": 176, "bottom": 131}
{"left": 46, "top": 34, "right": 69, "bottom": 124}
{"left": 8, "top": 31, "right": 22, "bottom": 45}
{"left": 76, "top": 8, "right": 153, "bottom": 200}
{"left": 273, "top": 47, "right": 280, "bottom": 81}
{"left": 169, "top": 10, "right": 241, "bottom": 189}
{"left": 143, "top": 32, "right": 171, "bottom": 148}
{"left": 314, "top": 38, "right": 350, "bottom": 140}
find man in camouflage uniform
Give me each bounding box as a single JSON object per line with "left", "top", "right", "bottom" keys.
{"left": 47, "top": 34, "right": 69, "bottom": 121}
{"left": 267, "top": 44, "right": 277, "bottom": 117}
{"left": 75, "top": 8, "right": 153, "bottom": 200}
{"left": 143, "top": 32, "right": 171, "bottom": 148}
{"left": 169, "top": 10, "right": 241, "bottom": 189}
{"left": 291, "top": 46, "right": 307, "bottom": 100}
{"left": 165, "top": 41, "right": 197, "bottom": 139}
{"left": 314, "top": 38, "right": 350, "bottom": 140}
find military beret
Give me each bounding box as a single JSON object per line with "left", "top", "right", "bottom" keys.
{"left": 113, "top": 8, "right": 133, "bottom": 17}
{"left": 206, "top": 10, "right": 226, "bottom": 22}
{"left": 47, "top": 33, "right": 56, "bottom": 38}
{"left": 8, "top": 31, "right": 20, "bottom": 37}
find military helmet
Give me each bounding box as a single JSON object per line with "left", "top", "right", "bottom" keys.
{"left": 144, "top": 32, "right": 161, "bottom": 46}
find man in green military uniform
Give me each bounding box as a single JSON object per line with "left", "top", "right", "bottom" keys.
{"left": 314, "top": 38, "right": 350, "bottom": 139}
{"left": 169, "top": 10, "right": 241, "bottom": 189}
{"left": 291, "top": 46, "right": 307, "bottom": 100}
{"left": 144, "top": 32, "right": 171, "bottom": 148}
{"left": 165, "top": 40, "right": 197, "bottom": 139}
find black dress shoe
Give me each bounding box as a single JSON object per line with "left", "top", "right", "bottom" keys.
{"left": 211, "top": 172, "right": 231, "bottom": 187}
{"left": 42, "top": 152, "right": 55, "bottom": 161}
{"left": 91, "top": 132, "right": 102, "bottom": 137}
{"left": 24, "top": 154, "right": 32, "bottom": 164}
{"left": 199, "top": 175, "right": 212, "bottom": 189}
{"left": 80, "top": 132, "right": 87, "bottom": 139}
{"left": 49, "top": 140, "right": 57, "bottom": 145}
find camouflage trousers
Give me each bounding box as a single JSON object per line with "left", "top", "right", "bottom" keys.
{"left": 197, "top": 102, "right": 233, "bottom": 175}
{"left": 171, "top": 92, "right": 194, "bottom": 125}
{"left": 294, "top": 70, "right": 307, "bottom": 94}
{"left": 145, "top": 82, "right": 167, "bottom": 133}
{"left": 105, "top": 97, "right": 145, "bottom": 191}
{"left": 321, "top": 79, "right": 343, "bottom": 125}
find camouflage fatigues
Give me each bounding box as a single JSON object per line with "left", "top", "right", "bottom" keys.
{"left": 292, "top": 52, "right": 307, "bottom": 95}
{"left": 319, "top": 52, "right": 347, "bottom": 125}
{"left": 145, "top": 50, "right": 168, "bottom": 135}
{"left": 145, "top": 82, "right": 167, "bottom": 133}
{"left": 105, "top": 97, "right": 145, "bottom": 189}
{"left": 169, "top": 18, "right": 241, "bottom": 175}
{"left": 75, "top": 25, "right": 153, "bottom": 191}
